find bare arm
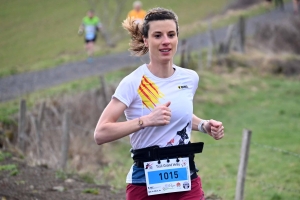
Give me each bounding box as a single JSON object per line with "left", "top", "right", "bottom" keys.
{"left": 192, "top": 114, "right": 203, "bottom": 131}
{"left": 94, "top": 98, "right": 172, "bottom": 145}
{"left": 192, "top": 114, "right": 225, "bottom": 140}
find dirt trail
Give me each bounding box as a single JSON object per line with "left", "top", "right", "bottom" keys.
{"left": 0, "top": 151, "right": 125, "bottom": 200}
{"left": 0, "top": 3, "right": 294, "bottom": 102}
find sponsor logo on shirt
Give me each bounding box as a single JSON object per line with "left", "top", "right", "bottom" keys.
{"left": 178, "top": 85, "right": 189, "bottom": 89}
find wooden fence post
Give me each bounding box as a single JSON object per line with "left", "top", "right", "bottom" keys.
{"left": 30, "top": 116, "right": 42, "bottom": 159}
{"left": 61, "top": 111, "right": 70, "bottom": 170}
{"left": 99, "top": 75, "right": 108, "bottom": 105}
{"left": 223, "top": 24, "right": 235, "bottom": 54}
{"left": 238, "top": 16, "right": 246, "bottom": 53}
{"left": 186, "top": 45, "right": 191, "bottom": 68}
{"left": 235, "top": 129, "right": 252, "bottom": 200}
{"left": 206, "top": 21, "right": 214, "bottom": 68}
{"left": 198, "top": 37, "right": 202, "bottom": 70}
{"left": 18, "top": 99, "right": 26, "bottom": 152}
{"left": 180, "top": 39, "right": 187, "bottom": 68}
{"left": 38, "top": 101, "right": 45, "bottom": 124}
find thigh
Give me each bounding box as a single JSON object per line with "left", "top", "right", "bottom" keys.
{"left": 174, "top": 176, "right": 205, "bottom": 200}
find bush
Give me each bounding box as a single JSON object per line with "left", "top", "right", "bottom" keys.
{"left": 254, "top": 17, "right": 300, "bottom": 54}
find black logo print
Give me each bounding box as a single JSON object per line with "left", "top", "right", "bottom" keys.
{"left": 177, "top": 123, "right": 189, "bottom": 145}
{"left": 178, "top": 85, "right": 188, "bottom": 89}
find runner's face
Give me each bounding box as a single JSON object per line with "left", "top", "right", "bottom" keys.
{"left": 145, "top": 20, "right": 178, "bottom": 63}
{"left": 88, "top": 11, "right": 94, "bottom": 18}
{"left": 134, "top": 5, "right": 141, "bottom": 11}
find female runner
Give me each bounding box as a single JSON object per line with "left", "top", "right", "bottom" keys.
{"left": 94, "top": 7, "right": 224, "bottom": 200}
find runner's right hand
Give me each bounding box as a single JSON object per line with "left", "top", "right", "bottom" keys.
{"left": 144, "top": 101, "right": 172, "bottom": 126}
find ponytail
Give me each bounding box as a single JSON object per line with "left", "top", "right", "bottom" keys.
{"left": 122, "top": 17, "right": 149, "bottom": 56}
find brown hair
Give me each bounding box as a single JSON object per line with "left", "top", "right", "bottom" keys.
{"left": 122, "top": 7, "right": 179, "bottom": 56}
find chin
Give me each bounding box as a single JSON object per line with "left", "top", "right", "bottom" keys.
{"left": 160, "top": 57, "right": 172, "bottom": 63}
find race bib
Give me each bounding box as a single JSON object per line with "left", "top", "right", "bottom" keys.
{"left": 144, "top": 157, "right": 191, "bottom": 196}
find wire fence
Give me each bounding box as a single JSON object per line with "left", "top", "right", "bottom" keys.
{"left": 198, "top": 138, "right": 300, "bottom": 197}
{"left": 252, "top": 142, "right": 300, "bottom": 159}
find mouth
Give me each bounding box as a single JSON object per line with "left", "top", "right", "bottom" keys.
{"left": 159, "top": 49, "right": 171, "bottom": 52}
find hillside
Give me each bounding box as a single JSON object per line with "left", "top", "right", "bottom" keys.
{"left": 0, "top": 0, "right": 230, "bottom": 77}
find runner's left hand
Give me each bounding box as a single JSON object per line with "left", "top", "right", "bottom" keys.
{"left": 204, "top": 119, "right": 224, "bottom": 140}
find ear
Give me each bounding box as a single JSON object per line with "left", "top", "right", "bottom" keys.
{"left": 143, "top": 37, "right": 148, "bottom": 47}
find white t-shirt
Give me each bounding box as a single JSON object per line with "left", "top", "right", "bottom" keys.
{"left": 113, "top": 64, "right": 199, "bottom": 150}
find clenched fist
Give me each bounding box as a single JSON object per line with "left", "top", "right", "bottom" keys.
{"left": 204, "top": 119, "right": 224, "bottom": 140}
{"left": 145, "top": 101, "right": 172, "bottom": 126}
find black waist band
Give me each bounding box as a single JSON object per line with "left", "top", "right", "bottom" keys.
{"left": 131, "top": 142, "right": 204, "bottom": 162}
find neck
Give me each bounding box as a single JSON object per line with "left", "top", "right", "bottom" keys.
{"left": 147, "top": 60, "right": 174, "bottom": 78}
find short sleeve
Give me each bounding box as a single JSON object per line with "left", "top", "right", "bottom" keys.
{"left": 112, "top": 77, "right": 136, "bottom": 108}
{"left": 192, "top": 71, "right": 199, "bottom": 95}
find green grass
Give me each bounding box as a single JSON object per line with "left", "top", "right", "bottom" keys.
{"left": 0, "top": 164, "right": 19, "bottom": 176}
{"left": 80, "top": 173, "right": 95, "bottom": 184}
{"left": 1, "top": 59, "right": 299, "bottom": 199}
{"left": 1, "top": 0, "right": 273, "bottom": 77}
{"left": 0, "top": 151, "right": 12, "bottom": 162}
{"left": 91, "top": 69, "right": 300, "bottom": 199}
{"left": 82, "top": 188, "right": 99, "bottom": 195}
{"left": 55, "top": 170, "right": 68, "bottom": 180}
{"left": 192, "top": 71, "right": 300, "bottom": 199}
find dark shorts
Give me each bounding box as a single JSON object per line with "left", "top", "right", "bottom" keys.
{"left": 126, "top": 176, "right": 205, "bottom": 200}
{"left": 85, "top": 35, "right": 97, "bottom": 43}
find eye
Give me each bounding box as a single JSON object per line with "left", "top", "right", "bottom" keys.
{"left": 154, "top": 34, "right": 161, "bottom": 38}
{"left": 168, "top": 33, "right": 176, "bottom": 38}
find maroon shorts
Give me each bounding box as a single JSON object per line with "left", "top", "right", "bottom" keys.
{"left": 126, "top": 176, "right": 205, "bottom": 200}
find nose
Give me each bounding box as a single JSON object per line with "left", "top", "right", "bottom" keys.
{"left": 162, "top": 35, "right": 170, "bottom": 45}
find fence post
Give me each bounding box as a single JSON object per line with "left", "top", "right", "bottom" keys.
{"left": 186, "top": 45, "right": 191, "bottom": 68}
{"left": 180, "top": 39, "right": 187, "bottom": 68}
{"left": 61, "top": 111, "right": 70, "bottom": 170}
{"left": 99, "top": 75, "right": 108, "bottom": 105}
{"left": 238, "top": 16, "right": 245, "bottom": 53}
{"left": 198, "top": 37, "right": 202, "bottom": 70}
{"left": 206, "top": 21, "right": 213, "bottom": 68}
{"left": 18, "top": 99, "right": 26, "bottom": 152}
{"left": 223, "top": 24, "right": 235, "bottom": 54}
{"left": 235, "top": 129, "right": 252, "bottom": 200}
{"left": 31, "top": 116, "right": 42, "bottom": 160}
{"left": 38, "top": 101, "right": 45, "bottom": 124}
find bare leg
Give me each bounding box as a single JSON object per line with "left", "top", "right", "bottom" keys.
{"left": 85, "top": 42, "right": 95, "bottom": 57}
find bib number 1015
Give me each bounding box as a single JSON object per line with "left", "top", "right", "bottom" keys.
{"left": 159, "top": 171, "right": 178, "bottom": 180}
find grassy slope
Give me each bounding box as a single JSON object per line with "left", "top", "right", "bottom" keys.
{"left": 0, "top": 0, "right": 230, "bottom": 77}
{"left": 95, "top": 70, "right": 300, "bottom": 199}
{"left": 193, "top": 71, "right": 300, "bottom": 199}
{"left": 1, "top": 64, "right": 299, "bottom": 199}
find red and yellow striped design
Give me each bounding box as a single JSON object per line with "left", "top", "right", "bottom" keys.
{"left": 138, "top": 75, "right": 164, "bottom": 109}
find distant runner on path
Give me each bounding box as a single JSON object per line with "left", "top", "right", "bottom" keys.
{"left": 128, "top": 1, "right": 146, "bottom": 24}
{"left": 78, "top": 10, "right": 102, "bottom": 63}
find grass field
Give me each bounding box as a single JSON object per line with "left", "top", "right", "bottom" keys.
{"left": 0, "top": 0, "right": 233, "bottom": 77}
{"left": 93, "top": 68, "right": 300, "bottom": 199}
{"left": 1, "top": 63, "right": 299, "bottom": 199}
{"left": 1, "top": 1, "right": 299, "bottom": 199}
